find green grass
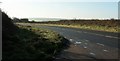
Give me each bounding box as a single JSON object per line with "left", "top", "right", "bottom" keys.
{"left": 3, "top": 25, "right": 69, "bottom": 60}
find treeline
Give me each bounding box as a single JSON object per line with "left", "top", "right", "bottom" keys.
{"left": 12, "top": 17, "right": 29, "bottom": 23}
{"left": 34, "top": 19, "right": 119, "bottom": 27}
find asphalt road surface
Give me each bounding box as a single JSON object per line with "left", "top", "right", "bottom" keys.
{"left": 35, "top": 25, "right": 119, "bottom": 59}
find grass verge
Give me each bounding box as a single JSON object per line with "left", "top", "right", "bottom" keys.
{"left": 3, "top": 25, "right": 69, "bottom": 60}
{"left": 35, "top": 24, "right": 119, "bottom": 33}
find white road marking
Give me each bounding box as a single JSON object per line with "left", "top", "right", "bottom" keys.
{"left": 105, "top": 36, "right": 119, "bottom": 39}
{"left": 105, "top": 36, "right": 113, "bottom": 38}
{"left": 97, "top": 43, "right": 104, "bottom": 46}
{"left": 85, "top": 40, "right": 89, "bottom": 42}
{"left": 94, "top": 34, "right": 105, "bottom": 36}
{"left": 89, "top": 53, "right": 96, "bottom": 56}
{"left": 75, "top": 41, "right": 82, "bottom": 44}
{"left": 70, "top": 39, "right": 73, "bottom": 41}
{"left": 100, "top": 44, "right": 104, "bottom": 46}
{"left": 83, "top": 46, "right": 87, "bottom": 48}
{"left": 103, "top": 50, "right": 109, "bottom": 52}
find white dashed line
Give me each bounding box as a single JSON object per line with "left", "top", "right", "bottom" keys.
{"left": 75, "top": 41, "right": 82, "bottom": 44}
{"left": 70, "top": 39, "right": 73, "bottom": 41}
{"left": 97, "top": 43, "right": 104, "bottom": 46}
{"left": 83, "top": 46, "right": 87, "bottom": 48}
{"left": 103, "top": 50, "right": 109, "bottom": 52}
{"left": 89, "top": 53, "right": 96, "bottom": 56}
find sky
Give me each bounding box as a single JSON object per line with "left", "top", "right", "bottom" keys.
{"left": 0, "top": 0, "right": 119, "bottom": 19}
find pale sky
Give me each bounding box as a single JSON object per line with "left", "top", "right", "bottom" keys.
{"left": 0, "top": 0, "right": 119, "bottom": 19}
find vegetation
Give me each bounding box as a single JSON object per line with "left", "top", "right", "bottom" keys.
{"left": 12, "top": 17, "right": 29, "bottom": 23}
{"left": 2, "top": 12, "right": 69, "bottom": 60}
{"left": 30, "top": 19, "right": 119, "bottom": 33}
{"left": 3, "top": 25, "right": 68, "bottom": 60}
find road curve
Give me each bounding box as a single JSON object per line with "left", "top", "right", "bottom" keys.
{"left": 14, "top": 23, "right": 117, "bottom": 60}
{"left": 35, "top": 25, "right": 119, "bottom": 59}
{"left": 38, "top": 25, "right": 119, "bottom": 48}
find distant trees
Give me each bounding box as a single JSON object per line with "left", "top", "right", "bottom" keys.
{"left": 20, "top": 18, "right": 29, "bottom": 22}
{"left": 12, "top": 17, "right": 20, "bottom": 22}
{"left": 12, "top": 18, "right": 29, "bottom": 23}
{"left": 110, "top": 18, "right": 115, "bottom": 20}
{"left": 29, "top": 20, "right": 35, "bottom": 23}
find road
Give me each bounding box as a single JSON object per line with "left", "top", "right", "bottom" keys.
{"left": 19, "top": 23, "right": 119, "bottom": 59}
{"left": 35, "top": 25, "right": 119, "bottom": 59}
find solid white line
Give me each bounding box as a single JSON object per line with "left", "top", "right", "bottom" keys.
{"left": 105, "top": 35, "right": 118, "bottom": 39}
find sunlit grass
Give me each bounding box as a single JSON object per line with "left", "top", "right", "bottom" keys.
{"left": 35, "top": 24, "right": 118, "bottom": 33}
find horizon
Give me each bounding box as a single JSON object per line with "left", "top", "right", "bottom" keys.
{"left": 28, "top": 17, "right": 118, "bottom": 22}
{"left": 0, "top": 0, "right": 119, "bottom": 21}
